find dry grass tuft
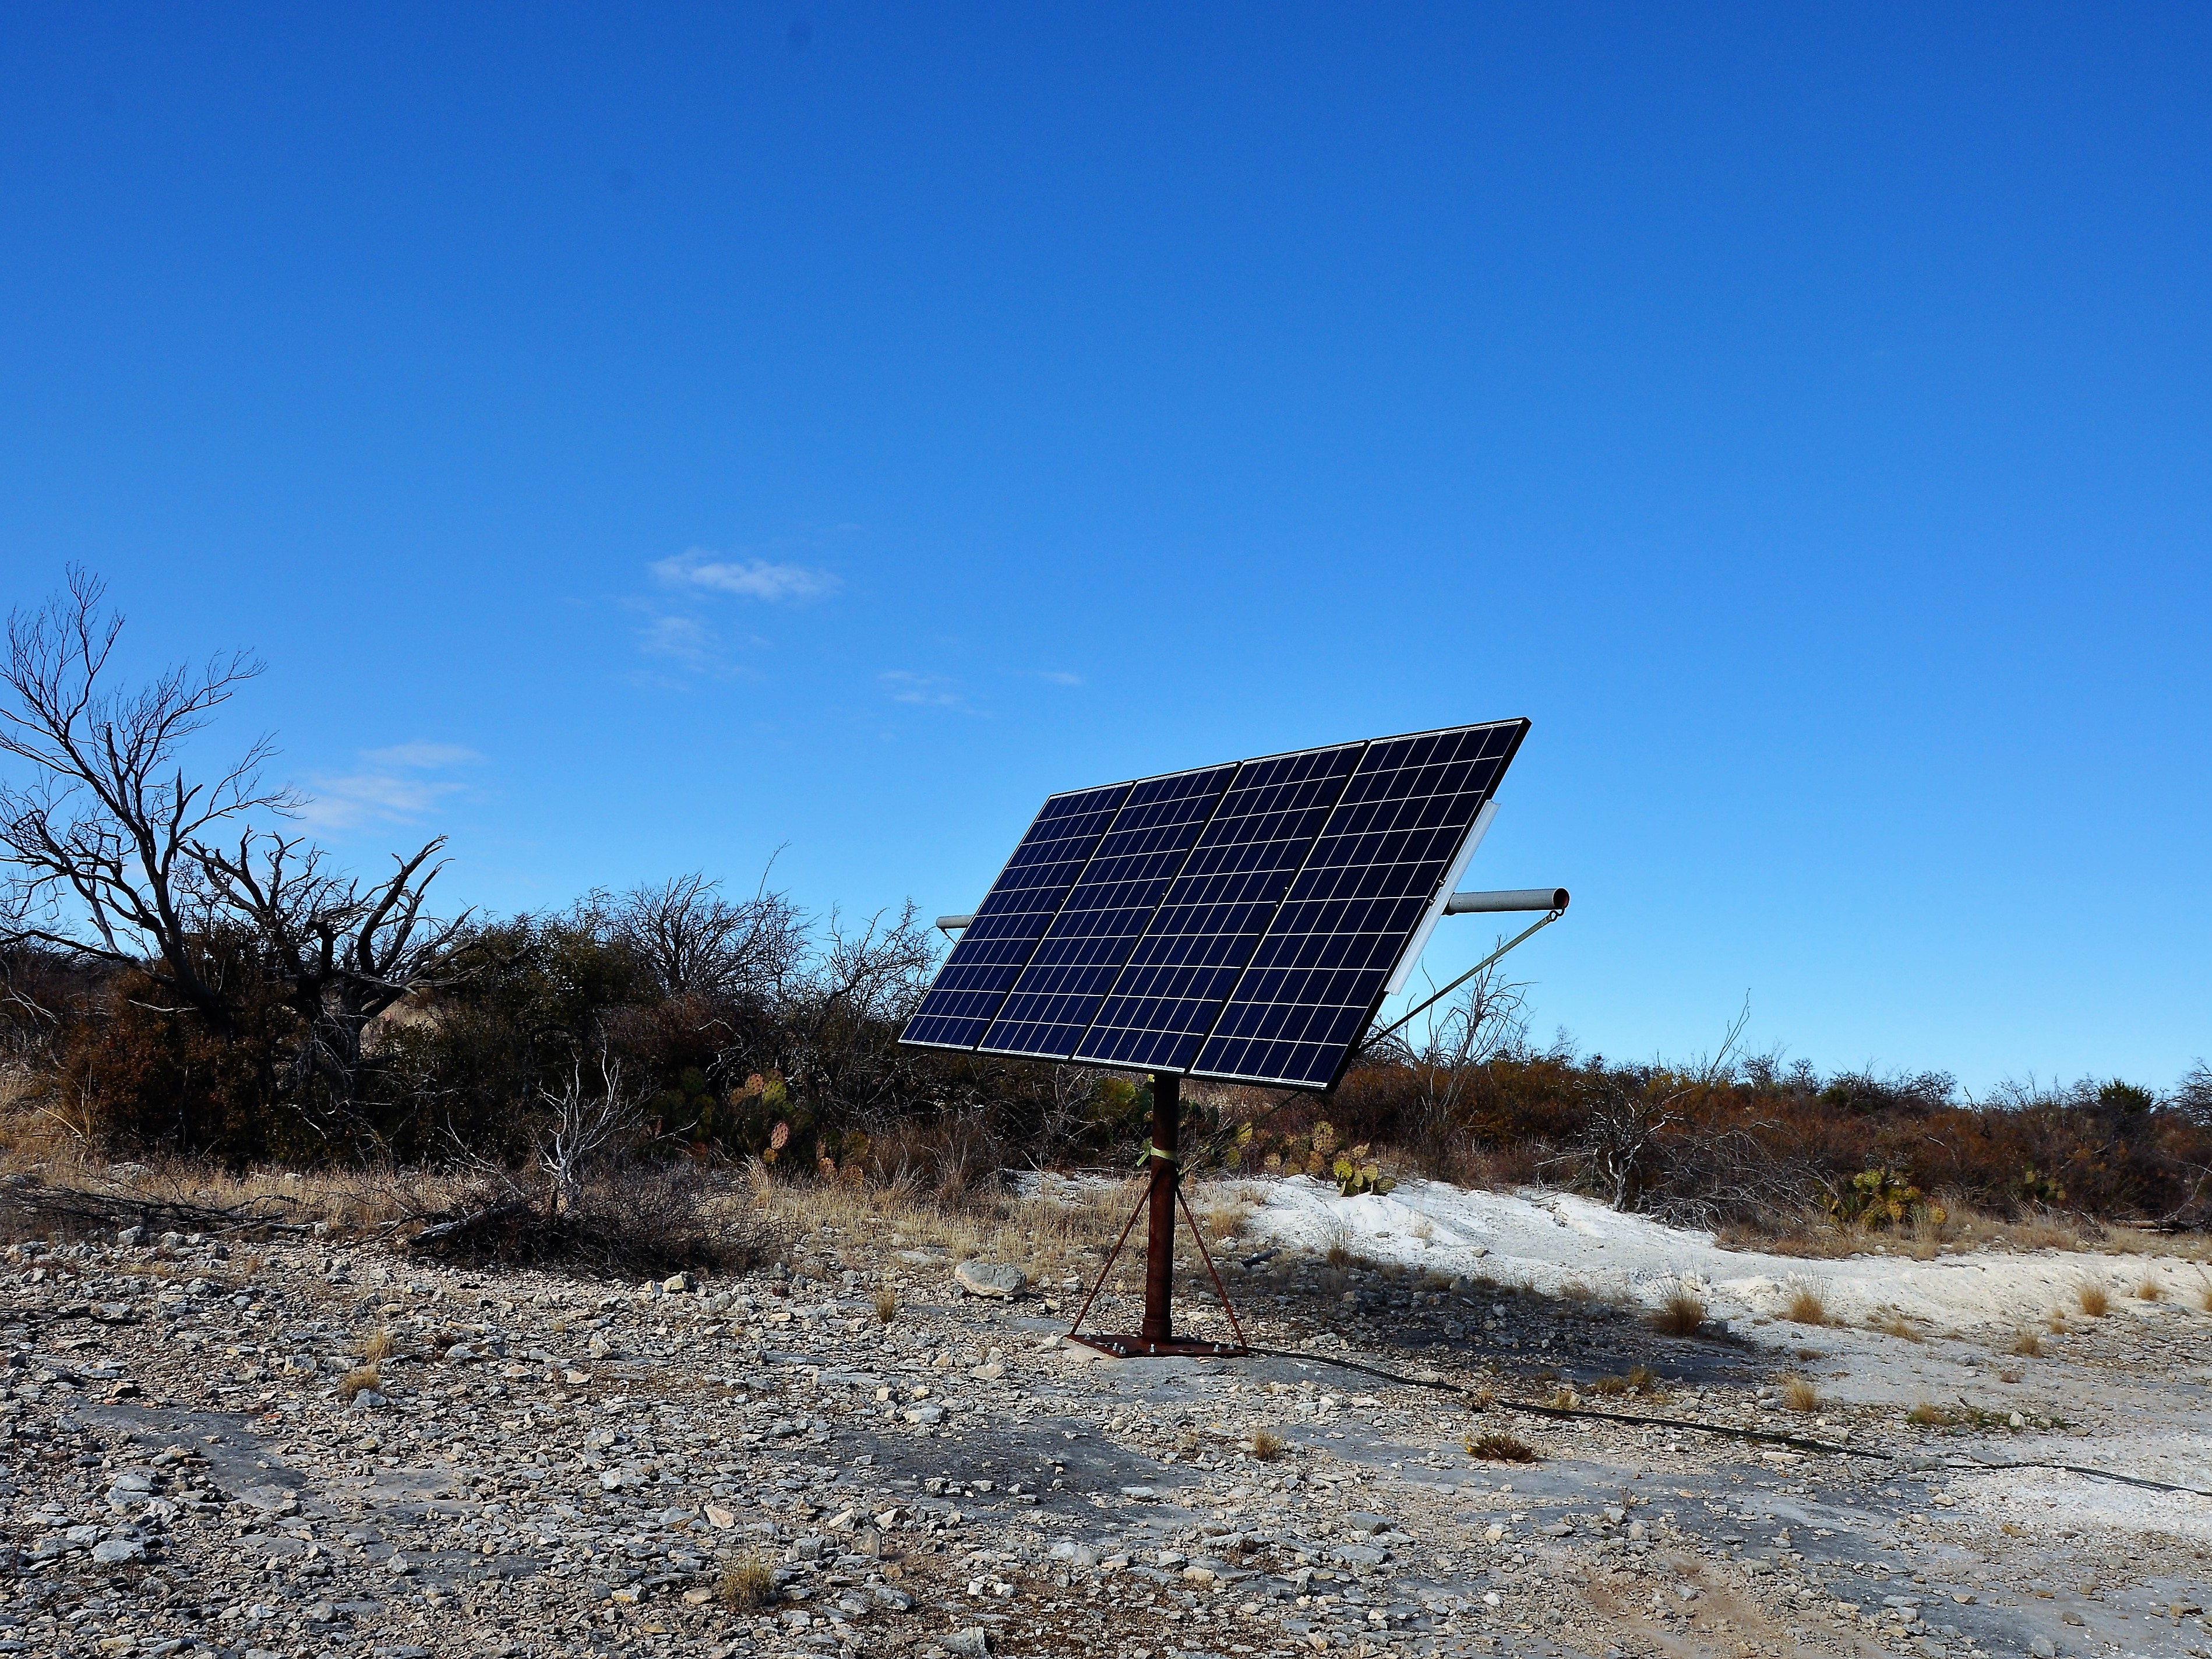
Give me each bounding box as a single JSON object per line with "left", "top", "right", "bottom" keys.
{"left": 1783, "top": 1277, "right": 1830, "bottom": 1326}
{"left": 718, "top": 1553, "right": 776, "bottom": 1611}
{"left": 873, "top": 1286, "right": 899, "bottom": 1325}
{"left": 1780, "top": 1375, "right": 1819, "bottom": 1413}
{"left": 1465, "top": 1430, "right": 1540, "bottom": 1464}
{"left": 361, "top": 1328, "right": 397, "bottom": 1362}
{"left": 1590, "top": 1374, "right": 1631, "bottom": 1396}
{"left": 1646, "top": 1281, "right": 1707, "bottom": 1337}
{"left": 1247, "top": 1426, "right": 1285, "bottom": 1462}
{"left": 2008, "top": 1328, "right": 2042, "bottom": 1357}
{"left": 1625, "top": 1363, "right": 1663, "bottom": 1396}
{"left": 2136, "top": 1276, "right": 2162, "bottom": 1303}
{"left": 337, "top": 1365, "right": 382, "bottom": 1404}
{"left": 2201, "top": 1281, "right": 2212, "bottom": 1315}
{"left": 1905, "top": 1401, "right": 1955, "bottom": 1427}
{"left": 1871, "top": 1309, "right": 1922, "bottom": 1342}
{"left": 2076, "top": 1281, "right": 2111, "bottom": 1318}
{"left": 1323, "top": 1225, "right": 1353, "bottom": 1269}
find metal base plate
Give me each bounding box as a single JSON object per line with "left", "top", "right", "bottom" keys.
{"left": 1064, "top": 1332, "right": 1250, "bottom": 1360}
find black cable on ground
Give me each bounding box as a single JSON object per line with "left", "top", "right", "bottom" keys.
{"left": 1240, "top": 1343, "right": 2212, "bottom": 1499}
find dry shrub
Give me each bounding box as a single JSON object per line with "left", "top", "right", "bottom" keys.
{"left": 1590, "top": 1374, "right": 1631, "bottom": 1396}
{"left": 1871, "top": 1309, "right": 1922, "bottom": 1342}
{"left": 1783, "top": 1277, "right": 1830, "bottom": 1326}
{"left": 718, "top": 1552, "right": 776, "bottom": 1611}
{"left": 2136, "top": 1276, "right": 2163, "bottom": 1303}
{"left": 361, "top": 1328, "right": 397, "bottom": 1362}
{"left": 1646, "top": 1281, "right": 1707, "bottom": 1337}
{"left": 2201, "top": 1282, "right": 2212, "bottom": 1315}
{"left": 2045, "top": 1308, "right": 2070, "bottom": 1334}
{"left": 337, "top": 1365, "right": 382, "bottom": 1403}
{"left": 873, "top": 1286, "right": 899, "bottom": 1325}
{"left": 1625, "top": 1364, "right": 1663, "bottom": 1395}
{"left": 408, "top": 1161, "right": 774, "bottom": 1275}
{"left": 2076, "top": 1281, "right": 2111, "bottom": 1318}
{"left": 1466, "top": 1430, "right": 1540, "bottom": 1463}
{"left": 1905, "top": 1401, "right": 1955, "bottom": 1427}
{"left": 2008, "top": 1329, "right": 2042, "bottom": 1357}
{"left": 1780, "top": 1375, "right": 1819, "bottom": 1413}
{"left": 1247, "top": 1426, "right": 1285, "bottom": 1462}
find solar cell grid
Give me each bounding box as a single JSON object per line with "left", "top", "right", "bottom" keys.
{"left": 901, "top": 719, "right": 1529, "bottom": 1088}
{"left": 979, "top": 764, "right": 1237, "bottom": 1060}
{"left": 1073, "top": 742, "right": 1363, "bottom": 1073}
{"left": 1191, "top": 722, "right": 1525, "bottom": 1089}
{"left": 899, "top": 781, "right": 1131, "bottom": 1051}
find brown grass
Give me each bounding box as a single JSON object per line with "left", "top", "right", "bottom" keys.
{"left": 1646, "top": 1282, "right": 1707, "bottom": 1337}
{"left": 361, "top": 1328, "right": 397, "bottom": 1363}
{"left": 337, "top": 1365, "right": 382, "bottom": 1404}
{"left": 1779, "top": 1375, "right": 1819, "bottom": 1411}
{"left": 2008, "top": 1329, "right": 2042, "bottom": 1357}
{"left": 717, "top": 1552, "right": 776, "bottom": 1611}
{"left": 1783, "top": 1278, "right": 1830, "bottom": 1326}
{"left": 873, "top": 1286, "right": 899, "bottom": 1325}
{"left": 1466, "top": 1431, "right": 1540, "bottom": 1463}
{"left": 2046, "top": 1308, "right": 2070, "bottom": 1334}
{"left": 2201, "top": 1282, "right": 2212, "bottom": 1315}
{"left": 2076, "top": 1281, "right": 2111, "bottom": 1318}
{"left": 2136, "top": 1276, "right": 2163, "bottom": 1303}
{"left": 1247, "top": 1426, "right": 1285, "bottom": 1462}
{"left": 1870, "top": 1309, "right": 1922, "bottom": 1342}
{"left": 1905, "top": 1401, "right": 1955, "bottom": 1427}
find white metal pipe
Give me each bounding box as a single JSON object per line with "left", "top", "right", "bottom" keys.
{"left": 1444, "top": 888, "right": 1569, "bottom": 915}
{"left": 935, "top": 913, "right": 977, "bottom": 934}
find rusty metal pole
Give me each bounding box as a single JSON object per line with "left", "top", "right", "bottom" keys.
{"left": 1140, "top": 1071, "right": 1179, "bottom": 1346}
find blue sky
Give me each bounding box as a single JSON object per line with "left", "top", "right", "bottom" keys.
{"left": 3, "top": 5, "right": 2206, "bottom": 1092}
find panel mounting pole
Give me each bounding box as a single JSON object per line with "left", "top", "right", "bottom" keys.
{"left": 1141, "top": 1072, "right": 1179, "bottom": 1344}
{"left": 1061, "top": 1069, "right": 1249, "bottom": 1360}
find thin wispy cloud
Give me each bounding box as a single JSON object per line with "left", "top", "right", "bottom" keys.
{"left": 1038, "top": 670, "right": 1083, "bottom": 686}
{"left": 880, "top": 670, "right": 968, "bottom": 709}
{"left": 636, "top": 612, "right": 717, "bottom": 669}
{"left": 652, "top": 547, "right": 841, "bottom": 602}
{"left": 297, "top": 742, "right": 481, "bottom": 831}
{"left": 362, "top": 741, "right": 482, "bottom": 769}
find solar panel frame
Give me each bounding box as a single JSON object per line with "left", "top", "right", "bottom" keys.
{"left": 899, "top": 719, "right": 1530, "bottom": 1089}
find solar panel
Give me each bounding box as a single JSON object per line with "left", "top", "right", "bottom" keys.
{"left": 900, "top": 719, "right": 1530, "bottom": 1089}
{"left": 979, "top": 764, "right": 1238, "bottom": 1059}
{"left": 899, "top": 781, "right": 1131, "bottom": 1051}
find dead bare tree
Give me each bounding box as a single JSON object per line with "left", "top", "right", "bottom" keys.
{"left": 0, "top": 569, "right": 288, "bottom": 1036}
{"left": 614, "top": 868, "right": 806, "bottom": 1001}
{"left": 1397, "top": 957, "right": 1531, "bottom": 1141}
{"left": 532, "top": 1047, "right": 643, "bottom": 1217}
{"left": 191, "top": 832, "right": 475, "bottom": 1128}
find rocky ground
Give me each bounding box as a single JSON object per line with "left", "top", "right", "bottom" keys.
{"left": 6, "top": 1186, "right": 2212, "bottom": 1659}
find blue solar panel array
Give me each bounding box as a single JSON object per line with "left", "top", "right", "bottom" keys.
{"left": 901, "top": 721, "right": 1529, "bottom": 1089}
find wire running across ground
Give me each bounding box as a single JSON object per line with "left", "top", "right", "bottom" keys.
{"left": 1240, "top": 1343, "right": 2212, "bottom": 1500}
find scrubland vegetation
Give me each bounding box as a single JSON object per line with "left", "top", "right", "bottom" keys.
{"left": 3, "top": 571, "right": 2210, "bottom": 1264}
